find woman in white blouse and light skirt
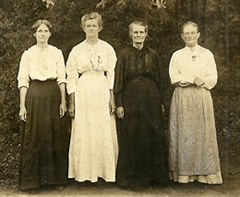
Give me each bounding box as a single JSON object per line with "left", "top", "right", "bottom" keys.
{"left": 17, "top": 19, "right": 68, "bottom": 190}
{"left": 168, "top": 21, "right": 223, "bottom": 184}
{"left": 66, "top": 12, "right": 118, "bottom": 183}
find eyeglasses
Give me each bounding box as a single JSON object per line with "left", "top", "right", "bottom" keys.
{"left": 183, "top": 32, "right": 198, "bottom": 36}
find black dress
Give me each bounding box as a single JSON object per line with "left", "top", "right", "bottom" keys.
{"left": 114, "top": 45, "right": 168, "bottom": 188}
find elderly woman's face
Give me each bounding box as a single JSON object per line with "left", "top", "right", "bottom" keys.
{"left": 34, "top": 24, "right": 51, "bottom": 44}
{"left": 181, "top": 24, "right": 200, "bottom": 47}
{"left": 83, "top": 19, "right": 101, "bottom": 37}
{"left": 130, "top": 24, "right": 147, "bottom": 45}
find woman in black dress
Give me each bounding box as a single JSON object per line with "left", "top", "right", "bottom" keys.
{"left": 114, "top": 20, "right": 167, "bottom": 189}
{"left": 17, "top": 19, "right": 68, "bottom": 190}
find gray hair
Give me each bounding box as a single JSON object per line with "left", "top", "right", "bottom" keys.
{"left": 129, "top": 20, "right": 148, "bottom": 37}
{"left": 182, "top": 21, "right": 199, "bottom": 33}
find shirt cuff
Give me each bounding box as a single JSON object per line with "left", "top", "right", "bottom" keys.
{"left": 18, "top": 81, "right": 29, "bottom": 89}
{"left": 67, "top": 86, "right": 75, "bottom": 95}
{"left": 57, "top": 78, "right": 67, "bottom": 86}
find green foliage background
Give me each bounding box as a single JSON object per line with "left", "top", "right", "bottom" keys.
{"left": 0, "top": 0, "right": 239, "bottom": 188}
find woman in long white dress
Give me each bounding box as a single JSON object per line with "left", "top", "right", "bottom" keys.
{"left": 66, "top": 12, "right": 118, "bottom": 183}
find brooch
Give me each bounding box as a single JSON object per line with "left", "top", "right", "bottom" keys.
{"left": 192, "top": 55, "right": 197, "bottom": 61}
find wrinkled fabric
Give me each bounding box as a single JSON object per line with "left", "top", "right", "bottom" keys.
{"left": 168, "top": 44, "right": 222, "bottom": 184}
{"left": 19, "top": 80, "right": 68, "bottom": 190}
{"left": 168, "top": 87, "right": 222, "bottom": 184}
{"left": 68, "top": 72, "right": 118, "bottom": 182}
{"left": 67, "top": 39, "right": 118, "bottom": 182}
{"left": 17, "top": 45, "right": 66, "bottom": 89}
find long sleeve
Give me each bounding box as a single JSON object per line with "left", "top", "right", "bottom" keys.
{"left": 154, "top": 52, "right": 167, "bottom": 91}
{"left": 114, "top": 50, "right": 125, "bottom": 107}
{"left": 66, "top": 50, "right": 78, "bottom": 95}
{"left": 169, "top": 53, "right": 183, "bottom": 85}
{"left": 17, "top": 51, "right": 30, "bottom": 89}
{"left": 202, "top": 51, "right": 218, "bottom": 90}
{"left": 169, "top": 51, "right": 196, "bottom": 85}
{"left": 56, "top": 50, "right": 66, "bottom": 85}
{"left": 106, "top": 46, "right": 117, "bottom": 90}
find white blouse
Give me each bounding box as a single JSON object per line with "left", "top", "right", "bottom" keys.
{"left": 169, "top": 45, "right": 218, "bottom": 90}
{"left": 17, "top": 45, "right": 66, "bottom": 89}
{"left": 66, "top": 39, "right": 117, "bottom": 94}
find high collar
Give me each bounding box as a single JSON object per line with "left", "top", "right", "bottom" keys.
{"left": 133, "top": 43, "right": 144, "bottom": 50}
{"left": 131, "top": 44, "right": 148, "bottom": 52}
{"left": 130, "top": 44, "right": 148, "bottom": 57}
{"left": 85, "top": 38, "right": 99, "bottom": 46}
{"left": 185, "top": 44, "right": 200, "bottom": 52}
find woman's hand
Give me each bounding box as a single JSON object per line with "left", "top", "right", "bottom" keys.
{"left": 178, "top": 80, "right": 193, "bottom": 87}
{"left": 109, "top": 99, "right": 116, "bottom": 114}
{"left": 109, "top": 91, "right": 116, "bottom": 114}
{"left": 116, "top": 106, "right": 124, "bottom": 119}
{"left": 59, "top": 102, "right": 67, "bottom": 118}
{"left": 179, "top": 82, "right": 191, "bottom": 87}
{"left": 68, "top": 93, "right": 75, "bottom": 118}
{"left": 194, "top": 77, "right": 205, "bottom": 87}
{"left": 68, "top": 103, "right": 75, "bottom": 118}
{"left": 19, "top": 87, "right": 27, "bottom": 121}
{"left": 19, "top": 106, "right": 27, "bottom": 121}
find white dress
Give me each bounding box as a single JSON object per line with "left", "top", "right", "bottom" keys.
{"left": 66, "top": 39, "right": 118, "bottom": 182}
{"left": 168, "top": 45, "right": 223, "bottom": 184}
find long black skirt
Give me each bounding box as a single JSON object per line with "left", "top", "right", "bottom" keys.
{"left": 116, "top": 77, "right": 168, "bottom": 188}
{"left": 19, "top": 80, "right": 68, "bottom": 190}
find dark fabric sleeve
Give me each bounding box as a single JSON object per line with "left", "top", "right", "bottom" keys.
{"left": 114, "top": 50, "right": 125, "bottom": 107}
{"left": 153, "top": 52, "right": 160, "bottom": 88}
{"left": 155, "top": 52, "right": 168, "bottom": 108}
{"left": 154, "top": 52, "right": 166, "bottom": 92}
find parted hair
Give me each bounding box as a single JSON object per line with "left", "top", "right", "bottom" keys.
{"left": 129, "top": 20, "right": 148, "bottom": 37}
{"left": 32, "top": 19, "right": 53, "bottom": 33}
{"left": 182, "top": 21, "right": 199, "bottom": 33}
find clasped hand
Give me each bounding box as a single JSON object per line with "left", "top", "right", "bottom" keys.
{"left": 194, "top": 77, "right": 205, "bottom": 87}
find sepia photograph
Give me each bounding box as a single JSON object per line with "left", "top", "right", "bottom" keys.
{"left": 0, "top": 0, "right": 239, "bottom": 196}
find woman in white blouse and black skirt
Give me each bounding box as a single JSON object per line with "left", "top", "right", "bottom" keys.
{"left": 17, "top": 19, "right": 68, "bottom": 190}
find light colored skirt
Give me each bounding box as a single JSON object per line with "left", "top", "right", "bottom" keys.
{"left": 68, "top": 71, "right": 118, "bottom": 182}
{"left": 169, "top": 87, "right": 223, "bottom": 184}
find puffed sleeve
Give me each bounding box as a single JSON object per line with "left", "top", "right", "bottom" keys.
{"left": 114, "top": 49, "right": 125, "bottom": 107}
{"left": 17, "top": 51, "right": 30, "bottom": 89}
{"left": 202, "top": 50, "right": 218, "bottom": 90}
{"left": 106, "top": 46, "right": 117, "bottom": 90}
{"left": 169, "top": 52, "right": 183, "bottom": 85}
{"left": 56, "top": 49, "right": 66, "bottom": 85}
{"left": 66, "top": 49, "right": 78, "bottom": 95}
